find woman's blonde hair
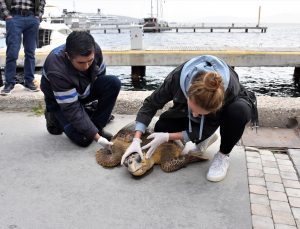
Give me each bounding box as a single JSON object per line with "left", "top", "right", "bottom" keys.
{"left": 188, "top": 71, "right": 225, "bottom": 113}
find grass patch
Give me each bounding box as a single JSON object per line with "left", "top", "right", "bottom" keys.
{"left": 32, "top": 103, "right": 44, "bottom": 116}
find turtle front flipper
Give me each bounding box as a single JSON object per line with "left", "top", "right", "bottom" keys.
{"left": 96, "top": 146, "right": 123, "bottom": 167}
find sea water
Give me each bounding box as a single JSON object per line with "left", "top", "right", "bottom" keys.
{"left": 1, "top": 23, "right": 300, "bottom": 97}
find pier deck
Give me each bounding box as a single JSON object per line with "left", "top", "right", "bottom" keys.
{"left": 1, "top": 47, "right": 300, "bottom": 68}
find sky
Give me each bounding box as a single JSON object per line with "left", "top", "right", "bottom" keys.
{"left": 47, "top": 0, "right": 300, "bottom": 24}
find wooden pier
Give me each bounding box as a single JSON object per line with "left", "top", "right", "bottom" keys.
{"left": 75, "top": 25, "right": 267, "bottom": 34}
{"left": 143, "top": 25, "right": 267, "bottom": 33}
{"left": 0, "top": 47, "right": 299, "bottom": 84}
{"left": 1, "top": 47, "right": 299, "bottom": 68}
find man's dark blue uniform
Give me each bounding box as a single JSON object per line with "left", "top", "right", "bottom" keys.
{"left": 41, "top": 36, "right": 121, "bottom": 147}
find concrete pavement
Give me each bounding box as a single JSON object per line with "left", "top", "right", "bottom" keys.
{"left": 1, "top": 111, "right": 300, "bottom": 228}
{"left": 0, "top": 112, "right": 252, "bottom": 229}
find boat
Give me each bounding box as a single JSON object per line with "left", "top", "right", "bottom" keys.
{"left": 142, "top": 17, "right": 170, "bottom": 33}
{"left": 142, "top": 0, "right": 170, "bottom": 33}
{"left": 0, "top": 20, "right": 72, "bottom": 67}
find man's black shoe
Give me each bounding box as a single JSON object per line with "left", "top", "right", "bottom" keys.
{"left": 1, "top": 83, "right": 14, "bottom": 95}
{"left": 44, "top": 110, "right": 63, "bottom": 135}
{"left": 99, "top": 129, "right": 113, "bottom": 141}
{"left": 24, "top": 82, "right": 39, "bottom": 92}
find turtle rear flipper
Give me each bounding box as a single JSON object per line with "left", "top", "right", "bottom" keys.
{"left": 160, "top": 152, "right": 209, "bottom": 172}
{"left": 96, "top": 146, "right": 123, "bottom": 167}
{"left": 160, "top": 155, "right": 188, "bottom": 172}
{"left": 187, "top": 153, "right": 209, "bottom": 163}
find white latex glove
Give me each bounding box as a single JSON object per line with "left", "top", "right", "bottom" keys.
{"left": 121, "top": 138, "right": 143, "bottom": 165}
{"left": 181, "top": 141, "right": 198, "bottom": 155}
{"left": 97, "top": 136, "right": 114, "bottom": 149}
{"left": 142, "top": 132, "right": 169, "bottom": 159}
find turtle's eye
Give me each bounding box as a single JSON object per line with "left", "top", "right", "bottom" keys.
{"left": 123, "top": 159, "right": 129, "bottom": 167}
{"left": 136, "top": 155, "right": 142, "bottom": 163}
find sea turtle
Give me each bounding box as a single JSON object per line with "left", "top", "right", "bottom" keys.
{"left": 96, "top": 122, "right": 208, "bottom": 176}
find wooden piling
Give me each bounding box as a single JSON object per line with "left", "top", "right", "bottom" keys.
{"left": 131, "top": 66, "right": 146, "bottom": 79}
{"left": 294, "top": 67, "right": 300, "bottom": 80}
{"left": 0, "top": 68, "right": 3, "bottom": 87}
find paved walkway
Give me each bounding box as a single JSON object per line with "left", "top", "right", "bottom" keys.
{"left": 0, "top": 111, "right": 300, "bottom": 229}
{"left": 246, "top": 147, "right": 300, "bottom": 229}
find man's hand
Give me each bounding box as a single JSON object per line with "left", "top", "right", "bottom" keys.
{"left": 121, "top": 138, "right": 143, "bottom": 165}
{"left": 5, "top": 15, "right": 12, "bottom": 20}
{"left": 97, "top": 136, "right": 113, "bottom": 149}
{"left": 142, "top": 132, "right": 169, "bottom": 159}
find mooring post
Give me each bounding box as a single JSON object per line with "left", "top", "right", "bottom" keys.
{"left": 130, "top": 25, "right": 146, "bottom": 87}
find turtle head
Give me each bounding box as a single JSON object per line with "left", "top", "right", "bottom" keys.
{"left": 123, "top": 152, "right": 152, "bottom": 176}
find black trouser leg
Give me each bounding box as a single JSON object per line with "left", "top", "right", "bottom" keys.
{"left": 220, "top": 99, "right": 252, "bottom": 154}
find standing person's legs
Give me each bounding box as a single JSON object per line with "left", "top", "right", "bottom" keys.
{"left": 23, "top": 15, "right": 40, "bottom": 90}
{"left": 86, "top": 75, "right": 121, "bottom": 131}
{"left": 3, "top": 16, "right": 23, "bottom": 88}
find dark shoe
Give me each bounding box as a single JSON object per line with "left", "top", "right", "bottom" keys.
{"left": 84, "top": 101, "right": 114, "bottom": 122}
{"left": 44, "top": 110, "right": 63, "bottom": 135}
{"left": 24, "top": 82, "right": 39, "bottom": 92}
{"left": 99, "top": 129, "right": 113, "bottom": 141}
{"left": 108, "top": 114, "right": 115, "bottom": 122}
{"left": 84, "top": 101, "right": 98, "bottom": 117}
{"left": 0, "top": 83, "right": 14, "bottom": 95}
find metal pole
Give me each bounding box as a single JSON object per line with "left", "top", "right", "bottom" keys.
{"left": 157, "top": 0, "right": 159, "bottom": 19}
{"left": 257, "top": 5, "right": 261, "bottom": 27}
{"left": 151, "top": 0, "right": 153, "bottom": 17}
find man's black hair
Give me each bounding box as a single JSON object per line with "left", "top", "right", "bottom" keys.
{"left": 65, "top": 31, "right": 96, "bottom": 59}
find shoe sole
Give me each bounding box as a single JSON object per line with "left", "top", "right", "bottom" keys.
{"left": 24, "top": 87, "right": 40, "bottom": 92}
{"left": 0, "top": 92, "right": 11, "bottom": 96}
{"left": 0, "top": 88, "right": 14, "bottom": 95}
{"left": 206, "top": 170, "right": 228, "bottom": 182}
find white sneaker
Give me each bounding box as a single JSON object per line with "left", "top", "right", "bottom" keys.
{"left": 197, "top": 133, "right": 218, "bottom": 152}
{"left": 181, "top": 133, "right": 218, "bottom": 155}
{"left": 207, "top": 152, "right": 230, "bottom": 182}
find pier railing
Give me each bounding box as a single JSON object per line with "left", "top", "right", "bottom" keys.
{"left": 1, "top": 48, "right": 299, "bottom": 67}
{"left": 101, "top": 49, "right": 300, "bottom": 67}
{"left": 0, "top": 48, "right": 300, "bottom": 78}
